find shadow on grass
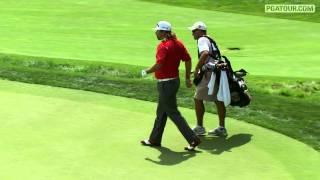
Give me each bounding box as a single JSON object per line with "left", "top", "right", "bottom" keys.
{"left": 198, "top": 133, "right": 253, "bottom": 154}
{"left": 145, "top": 146, "right": 201, "bottom": 166}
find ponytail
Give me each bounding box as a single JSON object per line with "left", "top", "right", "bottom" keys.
{"left": 166, "top": 32, "right": 176, "bottom": 39}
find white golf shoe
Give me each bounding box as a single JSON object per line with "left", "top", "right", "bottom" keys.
{"left": 192, "top": 125, "right": 206, "bottom": 136}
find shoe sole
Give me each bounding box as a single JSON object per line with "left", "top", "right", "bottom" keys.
{"left": 207, "top": 133, "right": 228, "bottom": 137}
{"left": 184, "top": 147, "right": 195, "bottom": 151}
{"left": 195, "top": 133, "right": 207, "bottom": 136}
{"left": 140, "top": 141, "right": 161, "bottom": 147}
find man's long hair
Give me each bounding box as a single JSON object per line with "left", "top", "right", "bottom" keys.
{"left": 161, "top": 31, "right": 177, "bottom": 39}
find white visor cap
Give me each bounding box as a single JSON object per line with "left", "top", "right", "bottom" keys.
{"left": 154, "top": 21, "right": 172, "bottom": 31}
{"left": 188, "top": 21, "right": 207, "bottom": 31}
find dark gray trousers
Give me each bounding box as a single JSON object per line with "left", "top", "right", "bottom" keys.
{"left": 149, "top": 78, "right": 197, "bottom": 145}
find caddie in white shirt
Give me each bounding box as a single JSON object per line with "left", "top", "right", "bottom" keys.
{"left": 188, "top": 21, "right": 229, "bottom": 137}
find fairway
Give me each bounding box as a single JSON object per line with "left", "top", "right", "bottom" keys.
{"left": 0, "top": 79, "right": 318, "bottom": 180}
{"left": 0, "top": 0, "right": 319, "bottom": 78}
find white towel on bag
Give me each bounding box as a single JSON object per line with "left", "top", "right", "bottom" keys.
{"left": 208, "top": 71, "right": 231, "bottom": 107}
{"left": 208, "top": 72, "right": 216, "bottom": 95}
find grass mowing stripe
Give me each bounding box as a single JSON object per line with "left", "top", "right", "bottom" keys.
{"left": 0, "top": 0, "right": 319, "bottom": 78}
{"left": 0, "top": 53, "right": 319, "bottom": 151}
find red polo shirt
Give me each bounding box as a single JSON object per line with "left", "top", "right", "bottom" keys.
{"left": 155, "top": 38, "right": 191, "bottom": 79}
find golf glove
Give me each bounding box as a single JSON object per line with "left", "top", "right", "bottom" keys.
{"left": 141, "top": 70, "right": 147, "bottom": 77}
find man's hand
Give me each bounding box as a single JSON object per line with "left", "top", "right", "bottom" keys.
{"left": 185, "top": 79, "right": 192, "bottom": 88}
{"left": 141, "top": 70, "right": 147, "bottom": 77}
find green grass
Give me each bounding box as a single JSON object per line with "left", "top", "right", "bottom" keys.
{"left": 0, "top": 0, "right": 319, "bottom": 158}
{"left": 142, "top": 0, "right": 320, "bottom": 23}
{"left": 1, "top": 79, "right": 319, "bottom": 179}
{"left": 0, "top": 0, "right": 319, "bottom": 78}
{"left": 0, "top": 53, "right": 319, "bottom": 151}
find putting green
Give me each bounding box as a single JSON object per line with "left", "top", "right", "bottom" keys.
{"left": 0, "top": 79, "right": 319, "bottom": 179}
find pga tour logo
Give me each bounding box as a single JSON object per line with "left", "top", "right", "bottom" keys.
{"left": 265, "top": 4, "right": 316, "bottom": 13}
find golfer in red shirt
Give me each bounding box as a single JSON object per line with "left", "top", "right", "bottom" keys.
{"left": 140, "top": 21, "right": 200, "bottom": 151}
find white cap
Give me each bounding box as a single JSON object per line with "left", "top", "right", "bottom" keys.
{"left": 154, "top": 21, "right": 171, "bottom": 31}
{"left": 188, "top": 21, "right": 207, "bottom": 31}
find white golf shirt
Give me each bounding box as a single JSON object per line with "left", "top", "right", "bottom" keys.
{"left": 198, "top": 36, "right": 219, "bottom": 62}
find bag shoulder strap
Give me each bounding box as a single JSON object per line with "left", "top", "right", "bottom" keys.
{"left": 202, "top": 35, "right": 222, "bottom": 60}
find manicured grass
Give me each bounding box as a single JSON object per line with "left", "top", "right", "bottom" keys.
{"left": 142, "top": 0, "right": 320, "bottom": 22}
{"left": 0, "top": 0, "right": 319, "bottom": 162}
{"left": 1, "top": 53, "right": 319, "bottom": 151}
{"left": 0, "top": 0, "right": 319, "bottom": 78}
{"left": 0, "top": 79, "right": 319, "bottom": 179}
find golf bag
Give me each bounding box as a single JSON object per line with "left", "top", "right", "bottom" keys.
{"left": 222, "top": 56, "right": 251, "bottom": 107}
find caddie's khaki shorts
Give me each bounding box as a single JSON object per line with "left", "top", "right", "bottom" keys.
{"left": 194, "top": 71, "right": 218, "bottom": 101}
